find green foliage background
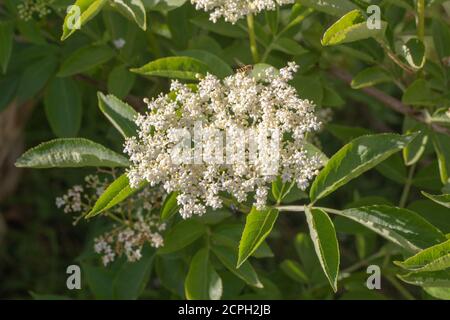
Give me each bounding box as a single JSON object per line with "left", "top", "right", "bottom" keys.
{"left": 1, "top": 0, "right": 450, "bottom": 300}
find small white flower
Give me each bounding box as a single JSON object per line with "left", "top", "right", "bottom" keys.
{"left": 124, "top": 63, "right": 323, "bottom": 218}
{"left": 191, "top": 0, "right": 294, "bottom": 23}
{"left": 113, "top": 38, "right": 126, "bottom": 49}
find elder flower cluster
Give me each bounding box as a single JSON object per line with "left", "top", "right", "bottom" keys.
{"left": 17, "top": 0, "right": 52, "bottom": 21}
{"left": 124, "top": 62, "right": 323, "bottom": 218}
{"left": 94, "top": 213, "right": 166, "bottom": 266}
{"left": 56, "top": 173, "right": 166, "bottom": 265}
{"left": 191, "top": 0, "right": 294, "bottom": 23}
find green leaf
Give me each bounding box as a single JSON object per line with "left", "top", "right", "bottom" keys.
{"left": 0, "top": 74, "right": 19, "bottom": 112}
{"left": 398, "top": 269, "right": 450, "bottom": 288}
{"left": 310, "top": 133, "right": 416, "bottom": 202}
{"left": 422, "top": 192, "right": 450, "bottom": 209}
{"left": 107, "top": 65, "right": 136, "bottom": 99}
{"left": 57, "top": 45, "right": 115, "bottom": 77}
{"left": 322, "top": 10, "right": 387, "bottom": 46}
{"left": 61, "top": 0, "right": 108, "bottom": 40}
{"left": 305, "top": 208, "right": 340, "bottom": 292}
{"left": 110, "top": 0, "right": 147, "bottom": 30}
{"left": 402, "top": 118, "right": 429, "bottom": 166}
{"left": 402, "top": 79, "right": 437, "bottom": 107}
{"left": 86, "top": 174, "right": 147, "bottom": 218}
{"left": 296, "top": 0, "right": 358, "bottom": 16}
{"left": 212, "top": 245, "right": 263, "bottom": 288}
{"left": 432, "top": 132, "right": 450, "bottom": 185}
{"left": 402, "top": 38, "right": 426, "bottom": 70}
{"left": 335, "top": 205, "right": 446, "bottom": 252}
{"left": 44, "top": 77, "right": 82, "bottom": 138}
{"left": 158, "top": 220, "right": 206, "bottom": 254}
{"left": 408, "top": 200, "right": 450, "bottom": 233}
{"left": 351, "top": 66, "right": 392, "bottom": 89}
{"left": 97, "top": 92, "right": 138, "bottom": 138}
{"left": 190, "top": 16, "right": 246, "bottom": 38}
{"left": 280, "top": 259, "right": 309, "bottom": 284}
{"left": 395, "top": 239, "right": 450, "bottom": 272}
{"left": 432, "top": 19, "right": 450, "bottom": 63}
{"left": 0, "top": 21, "right": 13, "bottom": 74}
{"left": 237, "top": 207, "right": 279, "bottom": 268}
{"left": 17, "top": 55, "right": 58, "bottom": 102}
{"left": 113, "top": 248, "right": 154, "bottom": 299}
{"left": 272, "top": 38, "right": 308, "bottom": 56}
{"left": 424, "top": 286, "right": 450, "bottom": 300}
{"left": 131, "top": 56, "right": 209, "bottom": 80}
{"left": 15, "top": 138, "right": 129, "bottom": 169}
{"left": 184, "top": 248, "right": 223, "bottom": 300}
{"left": 177, "top": 50, "right": 232, "bottom": 79}
{"left": 160, "top": 192, "right": 179, "bottom": 220}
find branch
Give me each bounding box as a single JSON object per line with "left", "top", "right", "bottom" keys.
{"left": 330, "top": 67, "right": 450, "bottom": 135}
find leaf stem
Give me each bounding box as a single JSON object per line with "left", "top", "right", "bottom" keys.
{"left": 399, "top": 163, "right": 416, "bottom": 208}
{"left": 247, "top": 14, "right": 260, "bottom": 63}
{"left": 417, "top": 0, "right": 425, "bottom": 41}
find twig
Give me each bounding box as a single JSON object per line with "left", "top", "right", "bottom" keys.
{"left": 329, "top": 67, "right": 450, "bottom": 135}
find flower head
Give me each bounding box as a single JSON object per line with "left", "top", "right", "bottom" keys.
{"left": 125, "top": 63, "right": 323, "bottom": 218}
{"left": 191, "top": 0, "right": 294, "bottom": 23}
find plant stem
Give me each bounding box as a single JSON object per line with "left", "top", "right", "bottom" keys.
{"left": 399, "top": 163, "right": 416, "bottom": 208}
{"left": 417, "top": 0, "right": 425, "bottom": 41}
{"left": 247, "top": 14, "right": 260, "bottom": 63}
{"left": 386, "top": 275, "right": 416, "bottom": 300}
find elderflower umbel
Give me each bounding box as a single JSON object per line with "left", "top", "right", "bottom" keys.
{"left": 124, "top": 62, "right": 324, "bottom": 219}
{"left": 94, "top": 213, "right": 166, "bottom": 266}
{"left": 191, "top": 0, "right": 294, "bottom": 23}
{"left": 17, "top": 0, "right": 52, "bottom": 21}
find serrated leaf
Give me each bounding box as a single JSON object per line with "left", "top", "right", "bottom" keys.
{"left": 158, "top": 220, "right": 206, "bottom": 254}
{"left": 212, "top": 245, "right": 263, "bottom": 288}
{"left": 351, "top": 66, "right": 392, "bottom": 89}
{"left": 335, "top": 205, "right": 446, "bottom": 252}
{"left": 322, "top": 10, "right": 387, "bottom": 46}
{"left": 184, "top": 248, "right": 222, "bottom": 300}
{"left": 422, "top": 192, "right": 450, "bottom": 209}
{"left": 131, "top": 56, "right": 209, "bottom": 80}
{"left": 44, "top": 77, "right": 82, "bottom": 138}
{"left": 97, "top": 92, "right": 138, "bottom": 138}
{"left": 305, "top": 208, "right": 340, "bottom": 292}
{"left": 57, "top": 45, "right": 115, "bottom": 77}
{"left": 395, "top": 239, "right": 450, "bottom": 272}
{"left": 237, "top": 207, "right": 278, "bottom": 268}
{"left": 86, "top": 174, "right": 147, "bottom": 218}
{"left": 61, "top": 0, "right": 108, "bottom": 40}
{"left": 310, "top": 133, "right": 416, "bottom": 202}
{"left": 15, "top": 138, "right": 129, "bottom": 168}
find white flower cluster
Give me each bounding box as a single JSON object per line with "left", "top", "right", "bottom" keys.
{"left": 17, "top": 0, "right": 52, "bottom": 21}
{"left": 55, "top": 175, "right": 106, "bottom": 214}
{"left": 94, "top": 214, "right": 166, "bottom": 266}
{"left": 124, "top": 62, "right": 323, "bottom": 218}
{"left": 191, "top": 0, "right": 294, "bottom": 23}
